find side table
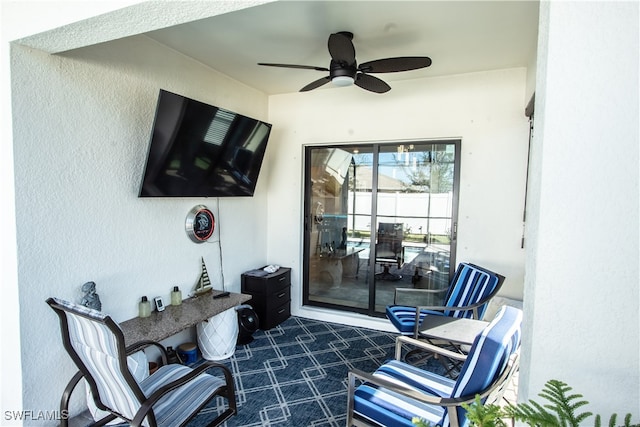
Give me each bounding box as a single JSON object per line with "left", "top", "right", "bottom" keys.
{"left": 241, "top": 267, "right": 291, "bottom": 329}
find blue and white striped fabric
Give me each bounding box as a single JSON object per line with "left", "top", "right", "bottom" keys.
{"left": 56, "top": 298, "right": 143, "bottom": 421}
{"left": 139, "top": 365, "right": 226, "bottom": 426}
{"left": 386, "top": 263, "right": 502, "bottom": 335}
{"left": 445, "top": 305, "right": 522, "bottom": 426}
{"left": 353, "top": 306, "right": 522, "bottom": 427}
{"left": 353, "top": 383, "right": 446, "bottom": 427}
{"left": 52, "top": 298, "right": 227, "bottom": 427}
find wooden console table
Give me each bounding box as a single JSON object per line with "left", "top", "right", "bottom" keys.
{"left": 120, "top": 291, "right": 251, "bottom": 345}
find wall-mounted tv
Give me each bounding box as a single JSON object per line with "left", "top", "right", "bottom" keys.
{"left": 139, "top": 89, "right": 272, "bottom": 197}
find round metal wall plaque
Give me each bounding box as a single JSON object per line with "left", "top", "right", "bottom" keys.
{"left": 185, "top": 205, "right": 215, "bottom": 243}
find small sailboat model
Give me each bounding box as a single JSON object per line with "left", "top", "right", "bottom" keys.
{"left": 193, "top": 257, "right": 213, "bottom": 296}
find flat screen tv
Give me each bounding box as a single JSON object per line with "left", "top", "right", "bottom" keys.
{"left": 139, "top": 90, "right": 272, "bottom": 197}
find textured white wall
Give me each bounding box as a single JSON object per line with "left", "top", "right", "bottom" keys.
{"left": 10, "top": 35, "right": 269, "bottom": 421}
{"left": 3, "top": 2, "right": 273, "bottom": 423}
{"left": 266, "top": 68, "right": 530, "bottom": 329}
{"left": 520, "top": 1, "right": 639, "bottom": 417}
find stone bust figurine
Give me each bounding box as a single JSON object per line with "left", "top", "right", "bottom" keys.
{"left": 80, "top": 281, "right": 102, "bottom": 311}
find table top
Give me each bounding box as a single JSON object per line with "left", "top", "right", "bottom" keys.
{"left": 418, "top": 315, "right": 488, "bottom": 346}
{"left": 317, "top": 247, "right": 365, "bottom": 260}
{"left": 120, "top": 291, "right": 251, "bottom": 345}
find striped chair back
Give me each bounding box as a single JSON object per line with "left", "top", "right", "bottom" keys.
{"left": 445, "top": 305, "right": 523, "bottom": 426}
{"left": 443, "top": 263, "right": 503, "bottom": 319}
{"left": 386, "top": 262, "right": 504, "bottom": 336}
{"left": 48, "top": 298, "right": 147, "bottom": 423}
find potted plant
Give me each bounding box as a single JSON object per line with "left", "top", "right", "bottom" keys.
{"left": 412, "top": 380, "right": 638, "bottom": 427}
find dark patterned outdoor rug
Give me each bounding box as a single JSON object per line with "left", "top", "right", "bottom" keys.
{"left": 188, "top": 316, "right": 446, "bottom": 427}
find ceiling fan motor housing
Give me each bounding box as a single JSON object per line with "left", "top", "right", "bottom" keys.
{"left": 330, "top": 60, "right": 356, "bottom": 85}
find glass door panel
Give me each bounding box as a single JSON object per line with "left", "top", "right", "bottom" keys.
{"left": 373, "top": 143, "right": 458, "bottom": 312}
{"left": 304, "top": 146, "right": 373, "bottom": 312}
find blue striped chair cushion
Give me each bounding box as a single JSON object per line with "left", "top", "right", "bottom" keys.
{"left": 353, "top": 358, "right": 455, "bottom": 426}
{"left": 443, "top": 264, "right": 498, "bottom": 319}
{"left": 354, "top": 384, "right": 445, "bottom": 427}
{"left": 374, "top": 360, "right": 456, "bottom": 398}
{"left": 385, "top": 306, "right": 445, "bottom": 335}
{"left": 386, "top": 263, "right": 501, "bottom": 335}
{"left": 139, "top": 365, "right": 226, "bottom": 426}
{"left": 354, "top": 306, "right": 522, "bottom": 427}
{"left": 445, "top": 306, "right": 522, "bottom": 426}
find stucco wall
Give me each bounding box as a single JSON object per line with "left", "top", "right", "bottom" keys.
{"left": 519, "top": 1, "right": 639, "bottom": 417}
{"left": 266, "top": 68, "right": 530, "bottom": 330}
{"left": 10, "top": 34, "right": 270, "bottom": 420}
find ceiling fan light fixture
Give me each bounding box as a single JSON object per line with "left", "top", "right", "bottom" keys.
{"left": 332, "top": 75, "right": 355, "bottom": 87}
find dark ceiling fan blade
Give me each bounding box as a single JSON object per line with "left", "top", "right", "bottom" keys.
{"left": 328, "top": 32, "right": 356, "bottom": 65}
{"left": 358, "top": 57, "right": 432, "bottom": 73}
{"left": 300, "top": 76, "right": 331, "bottom": 92}
{"left": 258, "top": 63, "right": 329, "bottom": 72}
{"left": 355, "top": 73, "right": 391, "bottom": 93}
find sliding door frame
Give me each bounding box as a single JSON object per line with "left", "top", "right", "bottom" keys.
{"left": 302, "top": 139, "right": 461, "bottom": 317}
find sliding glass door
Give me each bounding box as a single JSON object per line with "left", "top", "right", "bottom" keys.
{"left": 303, "top": 140, "right": 460, "bottom": 316}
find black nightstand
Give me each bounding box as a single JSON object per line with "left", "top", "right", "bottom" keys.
{"left": 241, "top": 267, "right": 291, "bottom": 330}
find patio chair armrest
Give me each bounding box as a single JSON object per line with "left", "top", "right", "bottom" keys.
{"left": 126, "top": 340, "right": 168, "bottom": 366}
{"left": 392, "top": 273, "right": 445, "bottom": 301}
{"left": 394, "top": 286, "right": 446, "bottom": 297}
{"left": 349, "top": 368, "right": 449, "bottom": 406}
{"left": 349, "top": 368, "right": 481, "bottom": 407}
{"left": 198, "top": 360, "right": 235, "bottom": 393}
{"left": 400, "top": 278, "right": 504, "bottom": 328}
{"left": 432, "top": 282, "right": 504, "bottom": 318}
{"left": 131, "top": 361, "right": 234, "bottom": 427}
{"left": 394, "top": 335, "right": 469, "bottom": 362}
{"left": 350, "top": 366, "right": 505, "bottom": 406}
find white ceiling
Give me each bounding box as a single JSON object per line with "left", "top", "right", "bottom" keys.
{"left": 144, "top": 1, "right": 540, "bottom": 95}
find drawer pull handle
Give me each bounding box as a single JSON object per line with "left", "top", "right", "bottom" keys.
{"left": 277, "top": 292, "right": 286, "bottom": 298}
{"left": 278, "top": 308, "right": 286, "bottom": 314}
{"left": 278, "top": 277, "right": 286, "bottom": 282}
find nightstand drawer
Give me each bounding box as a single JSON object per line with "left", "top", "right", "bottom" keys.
{"left": 261, "top": 300, "right": 290, "bottom": 330}
{"left": 242, "top": 268, "right": 291, "bottom": 294}
{"left": 266, "top": 286, "right": 290, "bottom": 308}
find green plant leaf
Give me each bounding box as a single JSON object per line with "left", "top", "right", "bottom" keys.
{"left": 411, "top": 416, "right": 432, "bottom": 427}
{"left": 462, "top": 395, "right": 507, "bottom": 427}
{"left": 411, "top": 379, "right": 637, "bottom": 427}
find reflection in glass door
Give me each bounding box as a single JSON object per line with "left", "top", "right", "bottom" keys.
{"left": 304, "top": 146, "right": 373, "bottom": 312}
{"left": 303, "top": 141, "right": 460, "bottom": 316}
{"left": 372, "top": 143, "right": 459, "bottom": 313}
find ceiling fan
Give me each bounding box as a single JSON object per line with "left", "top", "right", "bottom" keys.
{"left": 258, "top": 31, "right": 432, "bottom": 94}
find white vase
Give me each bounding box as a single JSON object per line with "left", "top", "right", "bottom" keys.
{"left": 197, "top": 307, "right": 239, "bottom": 360}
